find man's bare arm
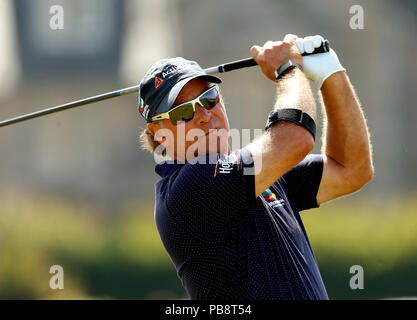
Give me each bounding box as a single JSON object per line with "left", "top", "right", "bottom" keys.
{"left": 316, "top": 71, "right": 374, "bottom": 204}
{"left": 247, "top": 35, "right": 317, "bottom": 197}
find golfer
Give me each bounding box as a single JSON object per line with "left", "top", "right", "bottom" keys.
{"left": 138, "top": 34, "right": 373, "bottom": 299}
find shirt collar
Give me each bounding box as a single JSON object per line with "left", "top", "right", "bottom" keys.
{"left": 155, "top": 160, "right": 185, "bottom": 177}
{"left": 154, "top": 153, "right": 220, "bottom": 177}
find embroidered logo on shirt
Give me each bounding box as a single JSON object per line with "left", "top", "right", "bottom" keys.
{"left": 262, "top": 188, "right": 285, "bottom": 208}
{"left": 214, "top": 152, "right": 242, "bottom": 177}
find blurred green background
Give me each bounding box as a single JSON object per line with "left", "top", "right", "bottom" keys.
{"left": 1, "top": 190, "right": 416, "bottom": 299}
{"left": 0, "top": 0, "right": 416, "bottom": 299}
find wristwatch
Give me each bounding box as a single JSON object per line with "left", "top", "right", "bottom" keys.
{"left": 274, "top": 60, "right": 303, "bottom": 80}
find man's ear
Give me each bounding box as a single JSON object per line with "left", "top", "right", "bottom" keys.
{"left": 147, "top": 122, "right": 161, "bottom": 136}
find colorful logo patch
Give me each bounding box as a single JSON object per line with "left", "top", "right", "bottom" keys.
{"left": 262, "top": 188, "right": 285, "bottom": 208}
{"left": 262, "top": 189, "right": 276, "bottom": 201}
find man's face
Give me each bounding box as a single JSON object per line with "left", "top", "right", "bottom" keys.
{"left": 147, "top": 78, "right": 230, "bottom": 161}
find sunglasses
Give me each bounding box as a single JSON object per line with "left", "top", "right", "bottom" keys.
{"left": 151, "top": 85, "right": 220, "bottom": 125}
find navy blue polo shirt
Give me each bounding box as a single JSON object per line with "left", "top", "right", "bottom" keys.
{"left": 154, "top": 148, "right": 328, "bottom": 300}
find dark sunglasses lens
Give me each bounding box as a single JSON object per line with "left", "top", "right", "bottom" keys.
{"left": 199, "top": 87, "right": 219, "bottom": 109}
{"left": 169, "top": 104, "right": 194, "bottom": 125}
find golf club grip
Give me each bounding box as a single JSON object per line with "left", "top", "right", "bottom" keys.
{"left": 219, "top": 40, "right": 329, "bottom": 73}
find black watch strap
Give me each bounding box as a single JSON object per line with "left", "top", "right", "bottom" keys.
{"left": 274, "top": 60, "right": 303, "bottom": 80}
{"left": 265, "top": 108, "right": 316, "bottom": 140}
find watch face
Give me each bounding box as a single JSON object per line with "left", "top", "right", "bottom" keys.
{"left": 276, "top": 60, "right": 300, "bottom": 80}
{"left": 274, "top": 69, "right": 280, "bottom": 80}
{"left": 276, "top": 60, "right": 291, "bottom": 80}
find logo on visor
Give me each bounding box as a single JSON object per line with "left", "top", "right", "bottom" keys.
{"left": 138, "top": 97, "right": 144, "bottom": 112}
{"left": 155, "top": 77, "right": 164, "bottom": 88}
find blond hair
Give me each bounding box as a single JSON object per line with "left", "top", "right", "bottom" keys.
{"left": 139, "top": 128, "right": 160, "bottom": 154}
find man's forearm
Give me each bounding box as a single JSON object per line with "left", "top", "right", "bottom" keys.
{"left": 274, "top": 68, "right": 316, "bottom": 121}
{"left": 248, "top": 67, "right": 316, "bottom": 196}
{"left": 320, "top": 71, "right": 373, "bottom": 174}
{"left": 247, "top": 35, "right": 318, "bottom": 196}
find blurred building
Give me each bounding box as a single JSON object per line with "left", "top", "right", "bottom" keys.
{"left": 15, "top": 0, "right": 123, "bottom": 80}
{"left": 0, "top": 0, "right": 416, "bottom": 210}
{"left": 0, "top": 0, "right": 21, "bottom": 99}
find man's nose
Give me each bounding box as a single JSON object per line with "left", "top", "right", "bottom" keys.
{"left": 194, "top": 104, "right": 212, "bottom": 124}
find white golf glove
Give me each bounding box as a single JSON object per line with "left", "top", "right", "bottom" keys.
{"left": 296, "top": 35, "right": 346, "bottom": 88}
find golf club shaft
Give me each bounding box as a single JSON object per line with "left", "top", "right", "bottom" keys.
{"left": 205, "top": 40, "right": 329, "bottom": 74}
{"left": 0, "top": 85, "right": 140, "bottom": 128}
{"left": 0, "top": 40, "right": 329, "bottom": 128}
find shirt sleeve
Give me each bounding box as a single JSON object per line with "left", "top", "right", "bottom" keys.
{"left": 164, "top": 148, "right": 256, "bottom": 243}
{"left": 280, "top": 154, "right": 324, "bottom": 212}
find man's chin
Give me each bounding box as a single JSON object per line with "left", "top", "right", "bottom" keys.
{"left": 190, "top": 144, "right": 230, "bottom": 159}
